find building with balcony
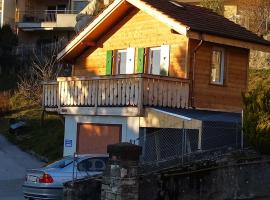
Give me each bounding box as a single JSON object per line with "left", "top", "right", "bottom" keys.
{"left": 0, "top": 0, "right": 16, "bottom": 28}
{"left": 16, "top": 0, "right": 91, "bottom": 46}
{"left": 42, "top": 0, "right": 270, "bottom": 157}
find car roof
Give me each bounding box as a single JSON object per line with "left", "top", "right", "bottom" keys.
{"left": 64, "top": 154, "right": 109, "bottom": 159}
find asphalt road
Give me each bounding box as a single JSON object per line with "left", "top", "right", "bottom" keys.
{"left": 0, "top": 134, "right": 45, "bottom": 200}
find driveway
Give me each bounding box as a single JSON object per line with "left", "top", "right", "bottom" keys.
{"left": 0, "top": 134, "right": 45, "bottom": 200}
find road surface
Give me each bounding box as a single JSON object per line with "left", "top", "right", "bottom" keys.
{"left": 0, "top": 134, "right": 45, "bottom": 200}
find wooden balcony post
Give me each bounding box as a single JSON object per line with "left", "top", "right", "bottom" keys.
{"left": 94, "top": 79, "right": 99, "bottom": 114}
{"left": 58, "top": 81, "right": 61, "bottom": 110}
{"left": 138, "top": 77, "right": 144, "bottom": 115}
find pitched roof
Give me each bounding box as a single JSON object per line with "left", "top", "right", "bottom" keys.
{"left": 142, "top": 0, "right": 270, "bottom": 46}
{"left": 58, "top": 0, "right": 270, "bottom": 61}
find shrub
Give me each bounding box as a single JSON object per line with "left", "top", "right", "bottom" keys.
{"left": 243, "top": 85, "right": 270, "bottom": 154}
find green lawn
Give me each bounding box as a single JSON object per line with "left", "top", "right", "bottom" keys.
{"left": 0, "top": 106, "right": 64, "bottom": 162}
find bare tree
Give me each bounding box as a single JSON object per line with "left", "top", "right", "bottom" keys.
{"left": 18, "top": 41, "right": 63, "bottom": 104}
{"left": 239, "top": 0, "right": 270, "bottom": 35}
{"left": 200, "top": 0, "right": 225, "bottom": 16}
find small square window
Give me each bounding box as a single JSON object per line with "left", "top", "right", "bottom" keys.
{"left": 211, "top": 48, "right": 225, "bottom": 85}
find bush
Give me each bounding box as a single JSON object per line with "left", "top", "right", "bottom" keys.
{"left": 243, "top": 85, "right": 270, "bottom": 154}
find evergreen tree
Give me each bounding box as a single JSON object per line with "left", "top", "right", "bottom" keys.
{"left": 0, "top": 25, "right": 18, "bottom": 75}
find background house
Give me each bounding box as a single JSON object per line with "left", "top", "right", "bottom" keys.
{"left": 0, "top": 0, "right": 16, "bottom": 28}
{"left": 15, "top": 0, "right": 91, "bottom": 47}
{"left": 42, "top": 0, "right": 270, "bottom": 162}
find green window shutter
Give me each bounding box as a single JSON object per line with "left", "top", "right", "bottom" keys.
{"left": 106, "top": 50, "right": 113, "bottom": 75}
{"left": 137, "top": 48, "right": 145, "bottom": 73}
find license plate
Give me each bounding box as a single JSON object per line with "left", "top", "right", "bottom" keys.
{"left": 27, "top": 175, "right": 38, "bottom": 183}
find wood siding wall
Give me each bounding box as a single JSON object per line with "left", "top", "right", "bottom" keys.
{"left": 189, "top": 39, "right": 249, "bottom": 112}
{"left": 73, "top": 9, "right": 188, "bottom": 79}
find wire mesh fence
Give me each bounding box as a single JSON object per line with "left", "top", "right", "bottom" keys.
{"left": 139, "top": 120, "right": 242, "bottom": 173}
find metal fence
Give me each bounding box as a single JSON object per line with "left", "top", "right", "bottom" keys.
{"left": 139, "top": 120, "right": 242, "bottom": 173}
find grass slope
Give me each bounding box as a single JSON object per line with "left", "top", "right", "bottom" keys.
{"left": 0, "top": 107, "right": 64, "bottom": 162}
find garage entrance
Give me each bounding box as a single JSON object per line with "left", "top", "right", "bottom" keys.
{"left": 77, "top": 124, "right": 122, "bottom": 154}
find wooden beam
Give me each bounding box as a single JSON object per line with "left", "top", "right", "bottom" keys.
{"left": 59, "top": 107, "right": 141, "bottom": 116}
{"left": 188, "top": 31, "right": 270, "bottom": 53}
{"left": 82, "top": 41, "right": 97, "bottom": 46}
{"left": 140, "top": 108, "right": 202, "bottom": 129}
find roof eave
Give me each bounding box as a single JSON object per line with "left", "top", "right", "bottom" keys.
{"left": 57, "top": 0, "right": 126, "bottom": 61}
{"left": 188, "top": 31, "right": 270, "bottom": 53}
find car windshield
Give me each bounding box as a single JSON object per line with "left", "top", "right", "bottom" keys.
{"left": 46, "top": 157, "right": 73, "bottom": 168}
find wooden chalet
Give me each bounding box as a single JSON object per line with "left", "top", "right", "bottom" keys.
{"left": 42, "top": 0, "right": 270, "bottom": 156}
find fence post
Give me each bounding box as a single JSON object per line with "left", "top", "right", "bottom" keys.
{"left": 241, "top": 110, "right": 244, "bottom": 149}
{"left": 182, "top": 121, "right": 185, "bottom": 165}
{"left": 154, "top": 133, "right": 160, "bottom": 165}
{"left": 198, "top": 121, "right": 203, "bottom": 151}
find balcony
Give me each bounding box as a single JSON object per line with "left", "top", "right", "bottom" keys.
{"left": 42, "top": 74, "right": 190, "bottom": 116}
{"left": 17, "top": 10, "right": 78, "bottom": 30}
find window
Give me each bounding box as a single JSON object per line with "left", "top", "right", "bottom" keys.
{"left": 148, "top": 47, "right": 161, "bottom": 75}
{"left": 77, "top": 158, "right": 94, "bottom": 171}
{"left": 77, "top": 158, "right": 107, "bottom": 172}
{"left": 148, "top": 45, "right": 170, "bottom": 76}
{"left": 116, "top": 48, "right": 135, "bottom": 74}
{"left": 73, "top": 1, "right": 90, "bottom": 12}
{"left": 211, "top": 48, "right": 225, "bottom": 85}
{"left": 117, "top": 49, "right": 128, "bottom": 74}
{"left": 46, "top": 157, "right": 73, "bottom": 168}
{"left": 94, "top": 160, "right": 105, "bottom": 171}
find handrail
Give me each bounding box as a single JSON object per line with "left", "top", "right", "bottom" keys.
{"left": 17, "top": 10, "right": 79, "bottom": 14}
{"left": 56, "top": 74, "right": 190, "bottom": 83}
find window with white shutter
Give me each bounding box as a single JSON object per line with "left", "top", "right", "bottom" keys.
{"left": 116, "top": 48, "right": 135, "bottom": 74}
{"left": 148, "top": 45, "right": 170, "bottom": 76}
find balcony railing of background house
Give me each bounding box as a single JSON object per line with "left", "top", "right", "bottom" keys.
{"left": 42, "top": 74, "right": 190, "bottom": 112}
{"left": 16, "top": 10, "right": 79, "bottom": 23}
{"left": 14, "top": 40, "right": 67, "bottom": 61}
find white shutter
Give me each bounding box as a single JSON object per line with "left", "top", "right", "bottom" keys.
{"left": 160, "top": 45, "right": 170, "bottom": 76}
{"left": 126, "top": 48, "right": 135, "bottom": 74}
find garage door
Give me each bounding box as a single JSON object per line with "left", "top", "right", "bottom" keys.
{"left": 77, "top": 124, "right": 122, "bottom": 154}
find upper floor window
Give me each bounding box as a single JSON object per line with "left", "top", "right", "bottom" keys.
{"left": 211, "top": 47, "right": 225, "bottom": 85}
{"left": 116, "top": 48, "right": 135, "bottom": 74}
{"left": 105, "top": 46, "right": 169, "bottom": 76}
{"left": 148, "top": 45, "right": 170, "bottom": 76}
{"left": 148, "top": 47, "right": 161, "bottom": 75}
{"left": 116, "top": 49, "right": 127, "bottom": 74}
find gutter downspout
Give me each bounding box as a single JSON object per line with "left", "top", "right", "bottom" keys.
{"left": 191, "top": 36, "right": 203, "bottom": 108}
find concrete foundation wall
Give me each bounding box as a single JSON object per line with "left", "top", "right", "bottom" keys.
{"left": 140, "top": 154, "right": 270, "bottom": 200}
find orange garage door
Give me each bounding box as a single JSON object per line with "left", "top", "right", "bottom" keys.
{"left": 77, "top": 124, "right": 122, "bottom": 154}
